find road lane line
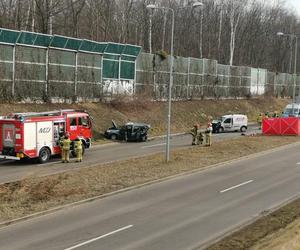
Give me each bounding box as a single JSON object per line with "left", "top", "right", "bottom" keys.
{"left": 63, "top": 225, "right": 133, "bottom": 250}
{"left": 220, "top": 180, "right": 253, "bottom": 193}
{"left": 142, "top": 143, "right": 166, "bottom": 149}
{"left": 297, "top": 162, "right": 300, "bottom": 165}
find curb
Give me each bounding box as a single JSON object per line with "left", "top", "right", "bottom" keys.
{"left": 1, "top": 140, "right": 300, "bottom": 228}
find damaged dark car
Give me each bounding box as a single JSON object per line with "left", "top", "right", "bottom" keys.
{"left": 105, "top": 120, "right": 150, "bottom": 142}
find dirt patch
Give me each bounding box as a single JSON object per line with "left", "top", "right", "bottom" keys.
{"left": 206, "top": 198, "right": 300, "bottom": 250}
{"left": 0, "top": 135, "right": 299, "bottom": 223}
{"left": 0, "top": 97, "right": 289, "bottom": 139}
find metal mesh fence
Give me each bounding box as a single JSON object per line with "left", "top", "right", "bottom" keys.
{"left": 135, "top": 52, "right": 298, "bottom": 100}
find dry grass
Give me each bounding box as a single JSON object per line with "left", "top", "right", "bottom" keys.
{"left": 0, "top": 135, "right": 299, "bottom": 223}
{"left": 206, "top": 198, "right": 300, "bottom": 250}
{"left": 250, "top": 217, "right": 300, "bottom": 250}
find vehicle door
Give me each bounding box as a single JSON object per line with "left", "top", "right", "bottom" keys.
{"left": 53, "top": 121, "right": 65, "bottom": 154}
{"left": 78, "top": 116, "right": 92, "bottom": 139}
{"left": 67, "top": 116, "right": 78, "bottom": 140}
{"left": 132, "top": 126, "right": 142, "bottom": 140}
{"left": 232, "top": 117, "right": 242, "bottom": 131}
{"left": 223, "top": 118, "right": 233, "bottom": 131}
{"left": 125, "top": 125, "right": 133, "bottom": 141}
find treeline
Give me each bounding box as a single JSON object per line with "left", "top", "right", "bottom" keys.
{"left": 0, "top": 0, "right": 299, "bottom": 73}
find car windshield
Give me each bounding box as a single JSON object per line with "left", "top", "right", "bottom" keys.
{"left": 212, "top": 118, "right": 221, "bottom": 123}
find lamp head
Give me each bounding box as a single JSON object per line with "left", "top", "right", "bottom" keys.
{"left": 146, "top": 4, "right": 157, "bottom": 9}
{"left": 277, "top": 32, "right": 285, "bottom": 36}
{"left": 193, "top": 2, "right": 204, "bottom": 8}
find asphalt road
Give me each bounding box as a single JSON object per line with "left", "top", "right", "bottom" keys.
{"left": 0, "top": 125, "right": 259, "bottom": 184}
{"left": 0, "top": 141, "right": 299, "bottom": 250}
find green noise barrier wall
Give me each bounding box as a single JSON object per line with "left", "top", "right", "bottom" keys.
{"left": 0, "top": 28, "right": 141, "bottom": 101}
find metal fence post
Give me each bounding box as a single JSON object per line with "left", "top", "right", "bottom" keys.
{"left": 257, "top": 68, "right": 259, "bottom": 95}
{"left": 74, "top": 51, "right": 78, "bottom": 100}
{"left": 100, "top": 55, "right": 103, "bottom": 100}
{"left": 118, "top": 55, "right": 121, "bottom": 95}
{"left": 187, "top": 57, "right": 190, "bottom": 99}
{"left": 45, "top": 48, "right": 49, "bottom": 98}
{"left": 12, "top": 45, "right": 16, "bottom": 97}
{"left": 134, "top": 61, "right": 137, "bottom": 96}
{"left": 202, "top": 58, "right": 205, "bottom": 97}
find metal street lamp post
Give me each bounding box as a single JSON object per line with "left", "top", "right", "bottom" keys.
{"left": 146, "top": 2, "right": 203, "bottom": 162}
{"left": 277, "top": 32, "right": 298, "bottom": 115}
{"left": 146, "top": 4, "right": 174, "bottom": 162}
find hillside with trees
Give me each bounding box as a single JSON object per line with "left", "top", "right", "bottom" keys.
{"left": 0, "top": 0, "right": 299, "bottom": 73}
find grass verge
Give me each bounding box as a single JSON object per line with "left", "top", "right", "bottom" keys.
{"left": 251, "top": 216, "right": 300, "bottom": 250}
{"left": 206, "top": 198, "right": 300, "bottom": 250}
{"left": 0, "top": 135, "right": 299, "bottom": 225}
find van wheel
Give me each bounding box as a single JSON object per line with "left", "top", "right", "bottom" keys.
{"left": 39, "top": 147, "right": 50, "bottom": 164}
{"left": 219, "top": 127, "right": 224, "bottom": 133}
{"left": 240, "top": 126, "right": 247, "bottom": 132}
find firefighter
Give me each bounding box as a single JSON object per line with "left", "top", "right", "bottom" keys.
{"left": 205, "top": 118, "right": 213, "bottom": 146}
{"left": 74, "top": 137, "right": 83, "bottom": 162}
{"left": 60, "top": 132, "right": 71, "bottom": 163}
{"left": 191, "top": 123, "right": 200, "bottom": 145}
{"left": 264, "top": 112, "right": 269, "bottom": 118}
{"left": 198, "top": 131, "right": 204, "bottom": 145}
{"left": 273, "top": 111, "right": 279, "bottom": 118}
{"left": 257, "top": 113, "right": 263, "bottom": 129}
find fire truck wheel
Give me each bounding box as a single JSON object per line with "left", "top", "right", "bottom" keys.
{"left": 39, "top": 147, "right": 50, "bottom": 164}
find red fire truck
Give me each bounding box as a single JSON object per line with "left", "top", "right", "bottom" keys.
{"left": 0, "top": 109, "right": 92, "bottom": 163}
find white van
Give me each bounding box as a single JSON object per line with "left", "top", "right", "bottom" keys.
{"left": 282, "top": 103, "right": 300, "bottom": 117}
{"left": 212, "top": 114, "right": 248, "bottom": 133}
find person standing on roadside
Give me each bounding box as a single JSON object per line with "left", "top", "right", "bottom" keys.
{"left": 60, "top": 132, "right": 71, "bottom": 163}
{"left": 257, "top": 113, "right": 263, "bottom": 129}
{"left": 191, "top": 124, "right": 200, "bottom": 145}
{"left": 205, "top": 118, "right": 213, "bottom": 146}
{"left": 74, "top": 137, "right": 83, "bottom": 162}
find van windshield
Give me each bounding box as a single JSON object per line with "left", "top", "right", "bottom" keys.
{"left": 283, "top": 108, "right": 299, "bottom": 116}
{"left": 221, "top": 116, "right": 227, "bottom": 122}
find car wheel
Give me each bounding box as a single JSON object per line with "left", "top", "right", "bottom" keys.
{"left": 39, "top": 147, "right": 50, "bottom": 164}
{"left": 240, "top": 126, "right": 247, "bottom": 132}
{"left": 141, "top": 135, "right": 147, "bottom": 142}
{"left": 110, "top": 134, "right": 117, "bottom": 140}
{"left": 219, "top": 127, "right": 224, "bottom": 133}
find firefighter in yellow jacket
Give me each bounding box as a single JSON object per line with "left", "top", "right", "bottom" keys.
{"left": 60, "top": 132, "right": 71, "bottom": 163}
{"left": 191, "top": 124, "right": 200, "bottom": 145}
{"left": 257, "top": 113, "right": 263, "bottom": 130}
{"left": 74, "top": 137, "right": 83, "bottom": 162}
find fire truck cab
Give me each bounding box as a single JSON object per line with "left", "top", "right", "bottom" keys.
{"left": 0, "top": 109, "right": 92, "bottom": 163}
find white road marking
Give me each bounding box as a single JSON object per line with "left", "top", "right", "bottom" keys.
{"left": 142, "top": 143, "right": 166, "bottom": 149}
{"left": 63, "top": 225, "right": 133, "bottom": 250}
{"left": 297, "top": 162, "right": 300, "bottom": 165}
{"left": 220, "top": 180, "right": 253, "bottom": 193}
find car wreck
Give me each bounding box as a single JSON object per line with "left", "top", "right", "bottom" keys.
{"left": 105, "top": 120, "right": 150, "bottom": 142}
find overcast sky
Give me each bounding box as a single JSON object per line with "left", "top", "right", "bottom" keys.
{"left": 285, "top": 0, "right": 300, "bottom": 15}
